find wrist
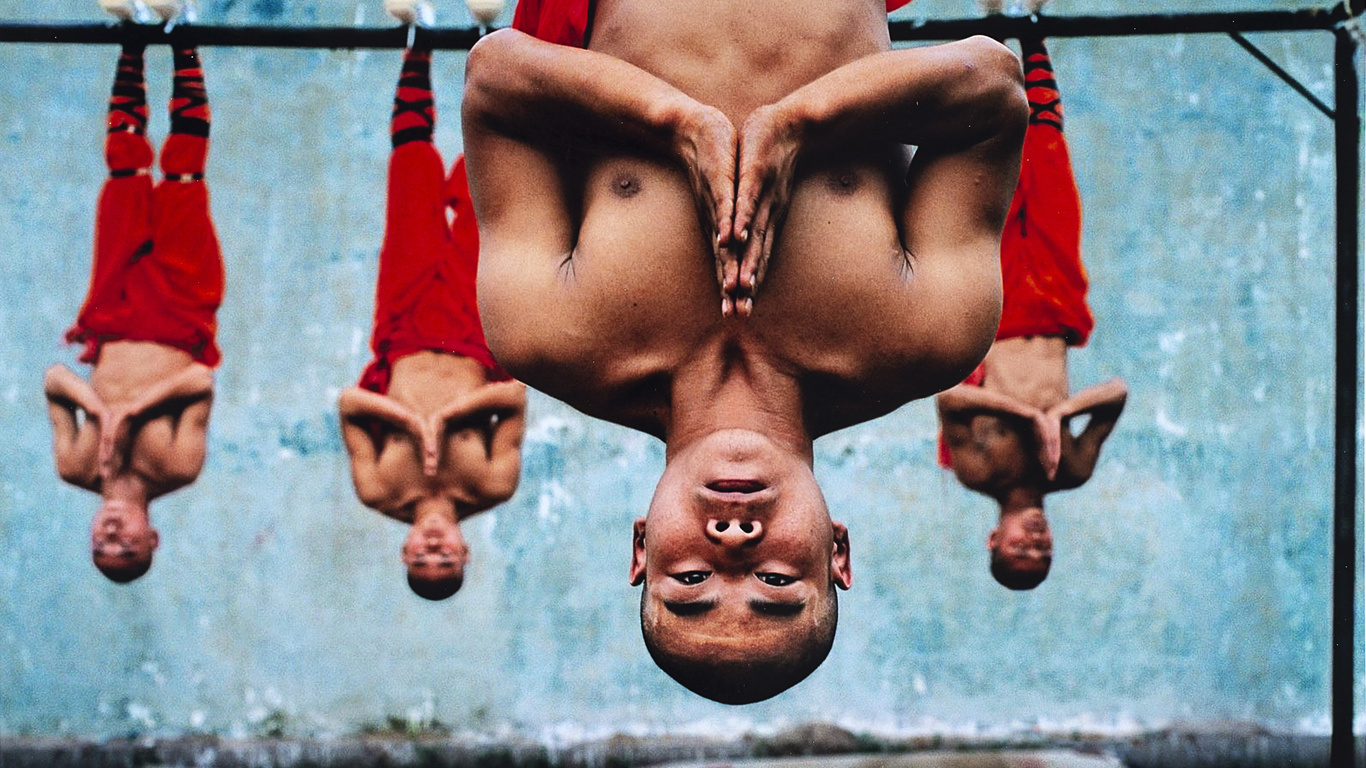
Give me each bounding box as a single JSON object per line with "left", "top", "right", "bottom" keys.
{"left": 665, "top": 97, "right": 728, "bottom": 158}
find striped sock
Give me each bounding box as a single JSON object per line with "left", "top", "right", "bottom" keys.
{"left": 1020, "top": 37, "right": 1063, "bottom": 131}
{"left": 170, "top": 46, "right": 211, "bottom": 138}
{"left": 391, "top": 47, "right": 436, "bottom": 148}
{"left": 107, "top": 43, "right": 148, "bottom": 135}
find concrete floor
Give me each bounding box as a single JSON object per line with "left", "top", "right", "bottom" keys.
{"left": 657, "top": 753, "right": 1122, "bottom": 768}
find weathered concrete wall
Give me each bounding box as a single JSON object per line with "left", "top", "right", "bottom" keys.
{"left": 0, "top": 0, "right": 1360, "bottom": 743}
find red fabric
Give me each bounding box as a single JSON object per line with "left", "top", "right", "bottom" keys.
{"left": 995, "top": 111, "right": 1093, "bottom": 346}
{"left": 886, "top": 0, "right": 914, "bottom": 10}
{"left": 66, "top": 131, "right": 224, "bottom": 367}
{"left": 511, "top": 0, "right": 589, "bottom": 46}
{"left": 359, "top": 147, "right": 510, "bottom": 394}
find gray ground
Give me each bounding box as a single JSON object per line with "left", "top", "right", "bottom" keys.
{"left": 0, "top": 723, "right": 1354, "bottom": 768}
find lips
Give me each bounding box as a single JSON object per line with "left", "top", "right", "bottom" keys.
{"left": 706, "top": 479, "right": 767, "bottom": 494}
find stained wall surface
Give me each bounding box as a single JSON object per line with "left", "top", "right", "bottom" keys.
{"left": 0, "top": 0, "right": 1361, "bottom": 741}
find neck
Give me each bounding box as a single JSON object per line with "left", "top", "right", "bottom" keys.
{"left": 998, "top": 485, "right": 1045, "bottom": 516}
{"left": 102, "top": 473, "right": 149, "bottom": 509}
{"left": 413, "top": 495, "right": 457, "bottom": 525}
{"left": 664, "top": 348, "right": 812, "bottom": 463}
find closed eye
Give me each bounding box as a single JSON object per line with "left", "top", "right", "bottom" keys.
{"left": 755, "top": 572, "right": 796, "bottom": 587}
{"left": 749, "top": 599, "right": 806, "bottom": 618}
{"left": 671, "top": 571, "right": 710, "bottom": 586}
{"left": 664, "top": 599, "right": 718, "bottom": 617}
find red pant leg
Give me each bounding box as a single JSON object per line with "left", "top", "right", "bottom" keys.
{"left": 66, "top": 131, "right": 156, "bottom": 363}
{"left": 360, "top": 145, "right": 507, "bottom": 393}
{"left": 135, "top": 170, "right": 224, "bottom": 366}
{"left": 995, "top": 43, "right": 1094, "bottom": 347}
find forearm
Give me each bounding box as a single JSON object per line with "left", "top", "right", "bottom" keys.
{"left": 127, "top": 364, "right": 213, "bottom": 419}
{"left": 437, "top": 382, "right": 527, "bottom": 427}
{"left": 937, "top": 383, "right": 1040, "bottom": 424}
{"left": 339, "top": 388, "right": 422, "bottom": 437}
{"left": 464, "top": 29, "right": 705, "bottom": 158}
{"left": 44, "top": 365, "right": 103, "bottom": 416}
{"left": 1054, "top": 378, "right": 1129, "bottom": 420}
{"left": 773, "top": 36, "right": 1025, "bottom": 155}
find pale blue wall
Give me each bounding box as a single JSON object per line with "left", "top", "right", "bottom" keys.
{"left": 0, "top": 0, "right": 1360, "bottom": 741}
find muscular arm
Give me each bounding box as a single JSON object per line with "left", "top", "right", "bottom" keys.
{"left": 463, "top": 29, "right": 738, "bottom": 365}
{"left": 338, "top": 387, "right": 423, "bottom": 509}
{"left": 1050, "top": 378, "right": 1128, "bottom": 490}
{"left": 44, "top": 364, "right": 104, "bottom": 491}
{"left": 734, "top": 36, "right": 1028, "bottom": 307}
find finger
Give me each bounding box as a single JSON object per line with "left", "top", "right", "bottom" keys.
{"left": 740, "top": 197, "right": 772, "bottom": 295}
{"left": 733, "top": 151, "right": 761, "bottom": 246}
{"left": 1041, "top": 431, "right": 1061, "bottom": 481}
{"left": 757, "top": 223, "right": 776, "bottom": 297}
{"left": 712, "top": 154, "right": 737, "bottom": 248}
{"left": 715, "top": 190, "right": 735, "bottom": 249}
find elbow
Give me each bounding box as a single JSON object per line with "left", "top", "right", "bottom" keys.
{"left": 957, "top": 36, "right": 1028, "bottom": 136}
{"left": 464, "top": 28, "right": 525, "bottom": 124}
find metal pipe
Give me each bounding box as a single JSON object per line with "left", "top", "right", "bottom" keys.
{"left": 0, "top": 5, "right": 1353, "bottom": 49}
{"left": 1229, "top": 31, "right": 1336, "bottom": 119}
{"left": 1330, "top": 22, "right": 1360, "bottom": 768}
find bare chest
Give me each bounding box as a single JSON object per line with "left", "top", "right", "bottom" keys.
{"left": 982, "top": 337, "right": 1071, "bottom": 411}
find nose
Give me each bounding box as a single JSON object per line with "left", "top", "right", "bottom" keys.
{"left": 705, "top": 518, "right": 763, "bottom": 547}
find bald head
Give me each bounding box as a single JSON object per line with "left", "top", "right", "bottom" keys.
{"left": 90, "top": 499, "right": 158, "bottom": 583}
{"left": 641, "top": 582, "right": 837, "bottom": 704}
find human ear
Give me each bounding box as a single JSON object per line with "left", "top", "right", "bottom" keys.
{"left": 629, "top": 517, "right": 647, "bottom": 586}
{"left": 829, "top": 522, "right": 852, "bottom": 590}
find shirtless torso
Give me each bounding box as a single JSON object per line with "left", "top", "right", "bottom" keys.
{"left": 339, "top": 353, "right": 525, "bottom": 523}
{"left": 467, "top": 0, "right": 1026, "bottom": 441}
{"left": 45, "top": 342, "right": 214, "bottom": 581}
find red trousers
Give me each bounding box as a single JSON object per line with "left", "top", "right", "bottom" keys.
{"left": 358, "top": 146, "right": 509, "bottom": 394}
{"left": 66, "top": 131, "right": 224, "bottom": 367}
{"left": 996, "top": 119, "right": 1094, "bottom": 346}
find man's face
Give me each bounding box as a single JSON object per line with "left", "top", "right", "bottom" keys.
{"left": 988, "top": 507, "right": 1053, "bottom": 571}
{"left": 402, "top": 512, "right": 469, "bottom": 584}
{"left": 90, "top": 500, "right": 158, "bottom": 573}
{"left": 631, "top": 430, "right": 851, "bottom": 646}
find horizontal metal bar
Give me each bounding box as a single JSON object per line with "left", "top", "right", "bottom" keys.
{"left": 889, "top": 6, "right": 1352, "bottom": 41}
{"left": 0, "top": 20, "right": 482, "bottom": 48}
{"left": 0, "top": 2, "right": 1356, "bottom": 49}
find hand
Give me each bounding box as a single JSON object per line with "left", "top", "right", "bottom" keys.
{"left": 732, "top": 102, "right": 802, "bottom": 316}
{"left": 98, "top": 408, "right": 130, "bottom": 478}
{"left": 672, "top": 103, "right": 738, "bottom": 313}
{"left": 1032, "top": 409, "right": 1061, "bottom": 482}
{"left": 419, "top": 416, "right": 443, "bottom": 478}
